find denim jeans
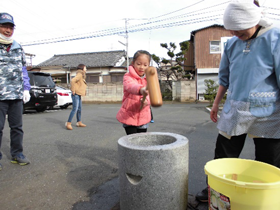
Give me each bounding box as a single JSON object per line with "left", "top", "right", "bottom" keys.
{"left": 0, "top": 100, "right": 24, "bottom": 159}
{"left": 67, "top": 94, "right": 82, "bottom": 123}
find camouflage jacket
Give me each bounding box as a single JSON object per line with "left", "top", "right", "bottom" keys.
{"left": 0, "top": 40, "right": 30, "bottom": 100}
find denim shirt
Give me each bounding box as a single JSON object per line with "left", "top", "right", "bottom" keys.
{"left": 217, "top": 27, "right": 280, "bottom": 138}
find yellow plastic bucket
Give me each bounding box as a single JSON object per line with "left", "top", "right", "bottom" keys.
{"left": 205, "top": 158, "right": 280, "bottom": 210}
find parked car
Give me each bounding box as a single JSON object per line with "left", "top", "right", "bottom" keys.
{"left": 55, "top": 86, "right": 72, "bottom": 109}
{"left": 24, "top": 71, "right": 57, "bottom": 112}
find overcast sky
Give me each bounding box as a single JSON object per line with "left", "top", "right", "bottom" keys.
{"left": 1, "top": 0, "right": 280, "bottom": 65}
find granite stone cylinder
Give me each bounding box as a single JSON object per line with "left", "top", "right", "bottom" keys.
{"left": 118, "top": 132, "right": 189, "bottom": 210}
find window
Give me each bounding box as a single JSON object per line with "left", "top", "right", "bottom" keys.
{"left": 210, "top": 41, "right": 221, "bottom": 54}
{"left": 111, "top": 74, "right": 124, "bottom": 83}
{"left": 87, "top": 75, "right": 99, "bottom": 83}
{"left": 103, "top": 75, "right": 110, "bottom": 83}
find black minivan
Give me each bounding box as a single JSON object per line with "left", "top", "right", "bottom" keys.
{"left": 24, "top": 71, "right": 57, "bottom": 112}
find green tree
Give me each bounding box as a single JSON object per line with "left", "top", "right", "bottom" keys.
{"left": 204, "top": 79, "right": 226, "bottom": 106}
{"left": 152, "top": 41, "right": 190, "bottom": 91}
{"left": 204, "top": 79, "right": 218, "bottom": 106}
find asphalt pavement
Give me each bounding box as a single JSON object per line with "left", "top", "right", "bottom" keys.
{"left": 0, "top": 102, "right": 255, "bottom": 210}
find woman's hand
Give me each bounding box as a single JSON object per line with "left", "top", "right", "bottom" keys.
{"left": 210, "top": 104, "right": 219, "bottom": 123}
{"left": 210, "top": 85, "right": 227, "bottom": 123}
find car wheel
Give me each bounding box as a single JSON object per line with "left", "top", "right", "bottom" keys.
{"left": 60, "top": 105, "right": 68, "bottom": 109}
{"left": 36, "top": 107, "right": 47, "bottom": 112}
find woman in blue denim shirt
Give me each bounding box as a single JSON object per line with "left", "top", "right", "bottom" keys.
{"left": 196, "top": 0, "right": 280, "bottom": 202}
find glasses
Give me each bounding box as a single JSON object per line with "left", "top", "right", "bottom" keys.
{"left": 0, "top": 24, "right": 15, "bottom": 30}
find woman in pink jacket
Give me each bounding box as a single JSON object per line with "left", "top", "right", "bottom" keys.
{"left": 116, "top": 50, "right": 151, "bottom": 135}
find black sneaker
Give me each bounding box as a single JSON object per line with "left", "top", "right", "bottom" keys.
{"left": 195, "top": 187, "right": 208, "bottom": 203}
{"left": 11, "top": 154, "right": 30, "bottom": 166}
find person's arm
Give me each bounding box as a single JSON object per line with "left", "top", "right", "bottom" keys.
{"left": 20, "top": 46, "right": 30, "bottom": 91}
{"left": 70, "top": 73, "right": 82, "bottom": 95}
{"left": 22, "top": 66, "right": 31, "bottom": 90}
{"left": 123, "top": 74, "right": 144, "bottom": 95}
{"left": 20, "top": 46, "right": 31, "bottom": 103}
{"left": 211, "top": 40, "right": 230, "bottom": 122}
{"left": 22, "top": 66, "right": 31, "bottom": 103}
{"left": 273, "top": 32, "right": 280, "bottom": 89}
{"left": 210, "top": 85, "right": 227, "bottom": 123}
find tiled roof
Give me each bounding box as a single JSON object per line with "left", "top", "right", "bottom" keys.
{"left": 36, "top": 50, "right": 126, "bottom": 68}
{"left": 121, "top": 57, "right": 133, "bottom": 67}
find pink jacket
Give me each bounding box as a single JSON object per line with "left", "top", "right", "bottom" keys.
{"left": 116, "top": 66, "right": 151, "bottom": 126}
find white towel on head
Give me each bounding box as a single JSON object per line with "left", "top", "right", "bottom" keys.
{"left": 223, "top": 0, "right": 271, "bottom": 30}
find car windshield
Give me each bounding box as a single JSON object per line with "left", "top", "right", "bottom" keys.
{"left": 29, "top": 73, "right": 55, "bottom": 88}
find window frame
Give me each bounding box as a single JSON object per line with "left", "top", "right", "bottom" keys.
{"left": 209, "top": 40, "right": 221, "bottom": 54}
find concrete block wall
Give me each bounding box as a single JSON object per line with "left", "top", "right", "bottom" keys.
{"left": 59, "top": 80, "right": 196, "bottom": 103}
{"left": 83, "top": 83, "right": 123, "bottom": 102}
{"left": 181, "top": 81, "right": 196, "bottom": 101}
{"left": 172, "top": 80, "right": 196, "bottom": 102}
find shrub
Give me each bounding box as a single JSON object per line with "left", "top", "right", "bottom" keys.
{"left": 204, "top": 79, "right": 227, "bottom": 106}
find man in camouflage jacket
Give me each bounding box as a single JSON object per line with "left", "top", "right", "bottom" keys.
{"left": 0, "top": 13, "right": 31, "bottom": 170}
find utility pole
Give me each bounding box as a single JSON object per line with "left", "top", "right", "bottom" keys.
{"left": 123, "top": 18, "right": 148, "bottom": 72}
{"left": 125, "top": 18, "right": 129, "bottom": 72}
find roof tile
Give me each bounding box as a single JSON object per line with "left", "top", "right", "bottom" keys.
{"left": 36, "top": 50, "right": 126, "bottom": 68}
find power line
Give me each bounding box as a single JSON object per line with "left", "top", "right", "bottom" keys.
{"left": 150, "top": 0, "right": 206, "bottom": 19}
{"left": 21, "top": 6, "right": 226, "bottom": 46}
{"left": 20, "top": 1, "right": 228, "bottom": 46}
{"left": 20, "top": 0, "right": 280, "bottom": 47}
{"left": 113, "top": 9, "right": 225, "bottom": 39}
{"left": 21, "top": 14, "right": 223, "bottom": 46}
{"left": 263, "top": 6, "right": 280, "bottom": 10}
{"left": 268, "top": 12, "right": 280, "bottom": 16}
